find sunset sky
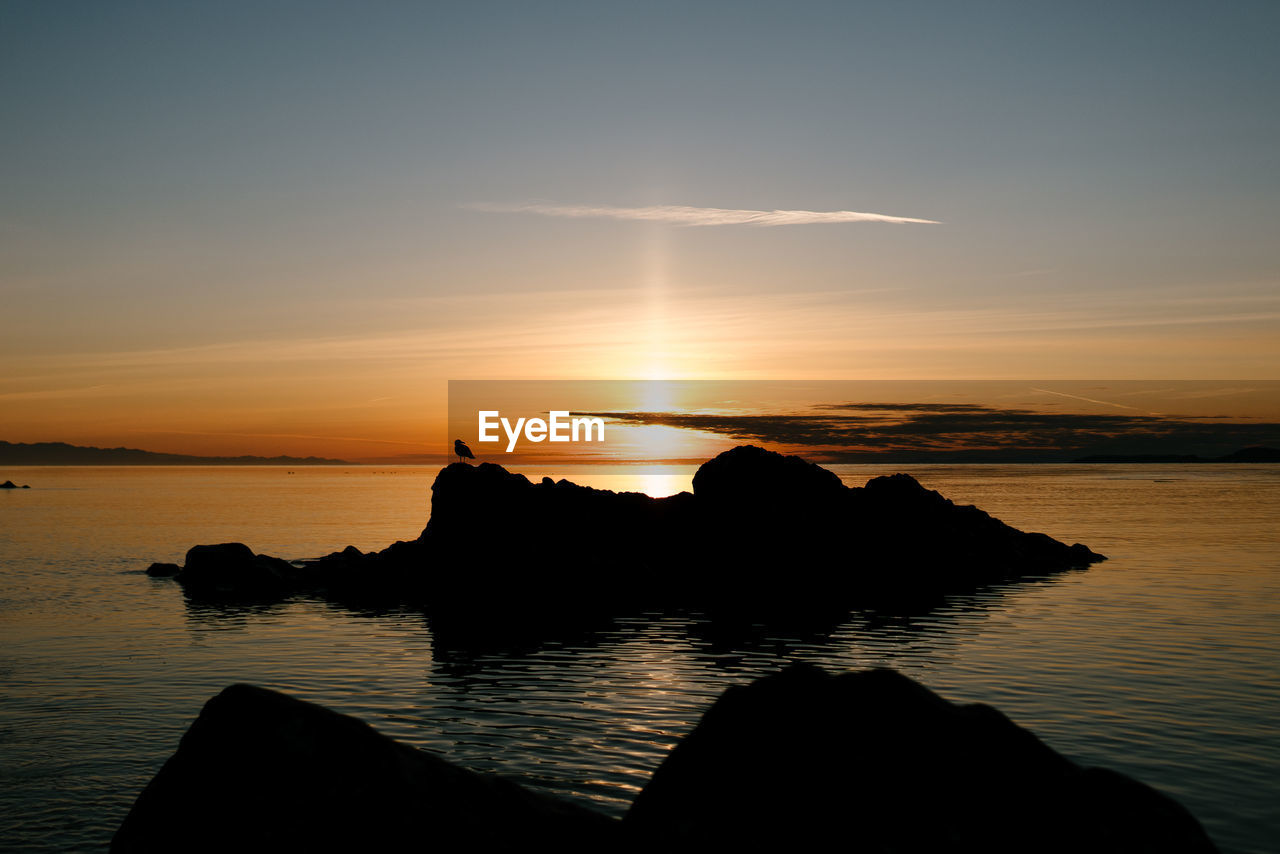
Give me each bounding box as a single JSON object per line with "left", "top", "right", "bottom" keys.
{"left": 3, "top": 1, "right": 1278, "bottom": 460}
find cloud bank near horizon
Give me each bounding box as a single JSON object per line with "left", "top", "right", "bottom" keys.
{"left": 470, "top": 201, "right": 941, "bottom": 226}
{"left": 585, "top": 404, "right": 1280, "bottom": 461}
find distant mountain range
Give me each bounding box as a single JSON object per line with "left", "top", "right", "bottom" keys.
{"left": 3, "top": 439, "right": 1276, "bottom": 467}
{"left": 1072, "top": 447, "right": 1280, "bottom": 464}
{"left": 0, "top": 441, "right": 350, "bottom": 466}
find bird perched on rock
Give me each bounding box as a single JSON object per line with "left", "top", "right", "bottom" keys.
{"left": 454, "top": 439, "right": 476, "bottom": 463}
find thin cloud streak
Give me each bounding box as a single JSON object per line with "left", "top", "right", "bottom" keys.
{"left": 470, "top": 201, "right": 941, "bottom": 226}
{"left": 1029, "top": 387, "right": 1145, "bottom": 412}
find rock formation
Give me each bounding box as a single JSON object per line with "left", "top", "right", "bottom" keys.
{"left": 626, "top": 663, "right": 1216, "bottom": 852}
{"left": 113, "top": 665, "right": 1217, "bottom": 853}
{"left": 156, "top": 446, "right": 1105, "bottom": 614}
{"left": 110, "top": 684, "right": 619, "bottom": 853}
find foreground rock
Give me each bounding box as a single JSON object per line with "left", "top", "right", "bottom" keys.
{"left": 1, "top": 479, "right": 30, "bottom": 488}
{"left": 111, "top": 684, "right": 619, "bottom": 853}
{"left": 114, "top": 666, "right": 1216, "bottom": 853}
{"left": 626, "top": 663, "right": 1216, "bottom": 852}
{"left": 158, "top": 445, "right": 1105, "bottom": 613}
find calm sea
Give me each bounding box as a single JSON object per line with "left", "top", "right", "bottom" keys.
{"left": 1, "top": 464, "right": 1277, "bottom": 852}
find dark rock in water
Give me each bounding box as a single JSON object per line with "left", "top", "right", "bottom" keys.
{"left": 144, "top": 562, "right": 181, "bottom": 578}
{"left": 301, "top": 540, "right": 431, "bottom": 604}
{"left": 176, "top": 543, "right": 303, "bottom": 598}
{"left": 158, "top": 446, "right": 1105, "bottom": 615}
{"left": 625, "top": 663, "right": 1217, "bottom": 853}
{"left": 420, "top": 460, "right": 694, "bottom": 614}
{"left": 110, "top": 684, "right": 619, "bottom": 853}
{"left": 419, "top": 446, "right": 1103, "bottom": 615}
{"left": 1, "top": 479, "right": 29, "bottom": 489}
{"left": 114, "top": 668, "right": 1217, "bottom": 852}
{"left": 691, "top": 451, "right": 1104, "bottom": 601}
{"left": 170, "top": 538, "right": 431, "bottom": 605}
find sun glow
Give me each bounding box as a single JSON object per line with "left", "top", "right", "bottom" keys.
{"left": 642, "top": 227, "right": 672, "bottom": 380}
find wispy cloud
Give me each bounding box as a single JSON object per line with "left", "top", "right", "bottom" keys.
{"left": 469, "top": 201, "right": 940, "bottom": 226}
{"left": 1029, "top": 387, "right": 1145, "bottom": 412}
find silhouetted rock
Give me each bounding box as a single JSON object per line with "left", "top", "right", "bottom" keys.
{"left": 144, "top": 562, "right": 181, "bottom": 578}
{"left": 176, "top": 543, "right": 303, "bottom": 598}
{"left": 1, "top": 479, "right": 29, "bottom": 489}
{"left": 159, "top": 446, "right": 1104, "bottom": 615}
{"left": 110, "top": 684, "right": 619, "bottom": 853}
{"left": 692, "top": 443, "right": 845, "bottom": 503}
{"left": 625, "top": 663, "right": 1217, "bottom": 853}
{"left": 114, "top": 669, "right": 1216, "bottom": 852}
{"left": 420, "top": 461, "right": 694, "bottom": 614}
{"left": 686, "top": 447, "right": 1104, "bottom": 612}
{"left": 300, "top": 540, "right": 432, "bottom": 605}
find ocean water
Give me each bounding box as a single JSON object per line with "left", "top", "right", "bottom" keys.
{"left": 0, "top": 464, "right": 1277, "bottom": 852}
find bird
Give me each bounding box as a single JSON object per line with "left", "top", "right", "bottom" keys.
{"left": 454, "top": 439, "right": 476, "bottom": 463}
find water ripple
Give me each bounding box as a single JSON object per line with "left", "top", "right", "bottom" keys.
{"left": 1, "top": 465, "right": 1277, "bottom": 852}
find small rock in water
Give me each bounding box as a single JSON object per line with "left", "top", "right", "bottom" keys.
{"left": 145, "top": 562, "right": 181, "bottom": 578}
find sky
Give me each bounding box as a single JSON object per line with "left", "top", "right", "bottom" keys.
{"left": 443, "top": 380, "right": 1280, "bottom": 465}
{"left": 2, "top": 1, "right": 1278, "bottom": 460}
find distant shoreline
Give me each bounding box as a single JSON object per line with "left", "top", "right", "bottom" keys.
{"left": 1072, "top": 447, "right": 1280, "bottom": 464}
{"left": 0, "top": 441, "right": 351, "bottom": 466}
{"left": 3, "top": 439, "right": 1276, "bottom": 467}
{"left": 0, "top": 462, "right": 356, "bottom": 467}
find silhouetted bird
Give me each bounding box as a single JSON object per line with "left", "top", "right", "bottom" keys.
{"left": 454, "top": 439, "right": 476, "bottom": 463}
